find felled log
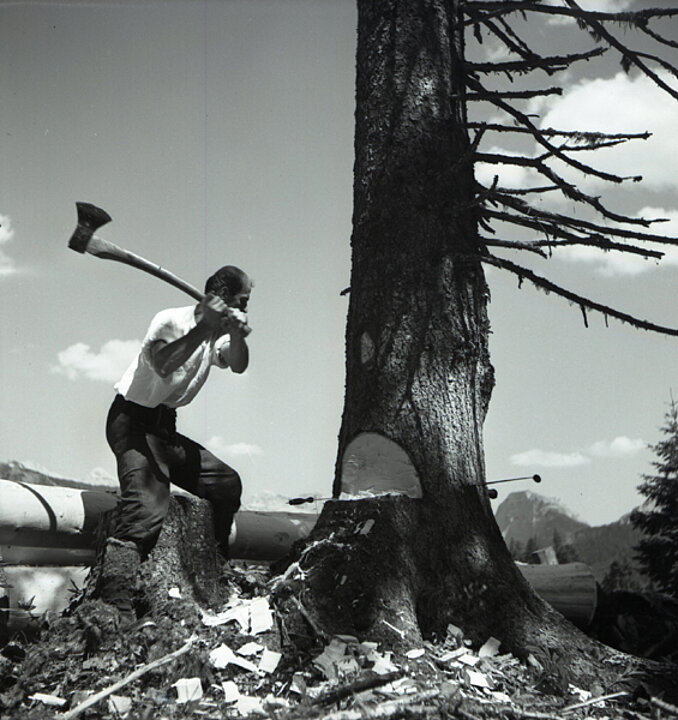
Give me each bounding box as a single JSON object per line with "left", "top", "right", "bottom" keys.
{"left": 517, "top": 561, "right": 598, "bottom": 628}
{"left": 0, "top": 479, "right": 597, "bottom": 627}
{"left": 0, "top": 479, "right": 117, "bottom": 552}
{"left": 0, "top": 479, "right": 316, "bottom": 564}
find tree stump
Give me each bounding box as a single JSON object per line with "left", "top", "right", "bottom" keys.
{"left": 81, "top": 494, "right": 222, "bottom": 627}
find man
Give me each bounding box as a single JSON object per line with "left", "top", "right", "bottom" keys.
{"left": 99, "top": 265, "right": 252, "bottom": 618}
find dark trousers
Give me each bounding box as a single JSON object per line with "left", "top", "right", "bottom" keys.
{"left": 106, "top": 394, "right": 242, "bottom": 554}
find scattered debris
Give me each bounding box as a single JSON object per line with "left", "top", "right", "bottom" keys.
{"left": 0, "top": 560, "right": 667, "bottom": 720}
{"left": 172, "top": 677, "right": 203, "bottom": 703}
{"left": 28, "top": 692, "right": 67, "bottom": 708}
{"left": 107, "top": 694, "right": 132, "bottom": 716}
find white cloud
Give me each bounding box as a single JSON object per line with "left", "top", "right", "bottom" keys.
{"left": 554, "top": 206, "right": 678, "bottom": 276}
{"left": 512, "top": 435, "right": 647, "bottom": 468}
{"left": 511, "top": 448, "right": 591, "bottom": 468}
{"left": 539, "top": 71, "right": 678, "bottom": 192}
{"left": 0, "top": 212, "right": 18, "bottom": 276}
{"left": 51, "top": 339, "right": 140, "bottom": 382}
{"left": 544, "top": 0, "right": 634, "bottom": 25}
{"left": 589, "top": 436, "right": 646, "bottom": 458}
{"left": 207, "top": 436, "right": 263, "bottom": 461}
{"left": 474, "top": 145, "right": 544, "bottom": 190}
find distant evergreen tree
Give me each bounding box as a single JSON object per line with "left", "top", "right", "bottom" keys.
{"left": 523, "top": 537, "right": 539, "bottom": 564}
{"left": 508, "top": 538, "right": 524, "bottom": 562}
{"left": 601, "top": 560, "right": 639, "bottom": 593}
{"left": 631, "top": 399, "right": 678, "bottom": 597}
{"left": 552, "top": 529, "right": 579, "bottom": 564}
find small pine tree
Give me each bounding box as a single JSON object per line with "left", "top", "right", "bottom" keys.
{"left": 601, "top": 560, "right": 638, "bottom": 594}
{"left": 523, "top": 537, "right": 539, "bottom": 564}
{"left": 552, "top": 529, "right": 580, "bottom": 564}
{"left": 631, "top": 399, "right": 678, "bottom": 597}
{"left": 507, "top": 538, "right": 523, "bottom": 561}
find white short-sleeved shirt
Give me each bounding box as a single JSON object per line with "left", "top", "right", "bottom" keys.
{"left": 115, "top": 305, "right": 229, "bottom": 409}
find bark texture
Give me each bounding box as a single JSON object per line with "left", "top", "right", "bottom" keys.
{"left": 279, "top": 0, "right": 674, "bottom": 692}
{"left": 81, "top": 495, "right": 221, "bottom": 627}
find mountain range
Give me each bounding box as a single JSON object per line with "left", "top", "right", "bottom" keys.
{"left": 0, "top": 461, "right": 645, "bottom": 584}
{"left": 494, "top": 490, "right": 645, "bottom": 584}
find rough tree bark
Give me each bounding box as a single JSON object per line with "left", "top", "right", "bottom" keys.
{"left": 274, "top": 0, "right": 674, "bottom": 693}
{"left": 81, "top": 495, "right": 222, "bottom": 629}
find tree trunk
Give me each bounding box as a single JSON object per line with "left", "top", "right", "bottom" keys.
{"left": 275, "top": 0, "right": 671, "bottom": 692}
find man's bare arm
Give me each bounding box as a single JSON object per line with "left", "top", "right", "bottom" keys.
{"left": 150, "top": 295, "right": 226, "bottom": 378}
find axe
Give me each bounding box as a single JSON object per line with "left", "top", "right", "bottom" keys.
{"left": 68, "top": 202, "right": 203, "bottom": 301}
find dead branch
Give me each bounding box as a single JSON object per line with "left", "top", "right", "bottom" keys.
{"left": 559, "top": 0, "right": 678, "bottom": 101}
{"left": 650, "top": 696, "right": 678, "bottom": 716}
{"left": 318, "top": 689, "right": 440, "bottom": 720}
{"left": 476, "top": 152, "right": 649, "bottom": 224}
{"left": 466, "top": 47, "right": 605, "bottom": 74}
{"left": 482, "top": 208, "right": 664, "bottom": 259}
{"left": 562, "top": 691, "right": 629, "bottom": 713}
{"left": 465, "top": 87, "right": 562, "bottom": 101}
{"left": 469, "top": 77, "right": 645, "bottom": 187}
{"left": 466, "top": 123, "right": 651, "bottom": 143}
{"left": 463, "top": 1, "right": 678, "bottom": 25}
{"left": 638, "top": 19, "right": 678, "bottom": 50}
{"left": 60, "top": 635, "right": 195, "bottom": 720}
{"left": 487, "top": 190, "right": 677, "bottom": 248}
{"left": 481, "top": 237, "right": 549, "bottom": 258}
{"left": 312, "top": 671, "right": 403, "bottom": 706}
{"left": 479, "top": 253, "right": 678, "bottom": 336}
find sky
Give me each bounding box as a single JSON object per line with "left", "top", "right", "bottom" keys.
{"left": 0, "top": 0, "right": 676, "bottom": 526}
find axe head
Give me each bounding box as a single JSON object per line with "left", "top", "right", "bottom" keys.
{"left": 68, "top": 202, "right": 112, "bottom": 253}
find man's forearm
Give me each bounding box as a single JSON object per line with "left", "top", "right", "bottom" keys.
{"left": 152, "top": 325, "right": 212, "bottom": 378}
{"left": 227, "top": 333, "right": 249, "bottom": 374}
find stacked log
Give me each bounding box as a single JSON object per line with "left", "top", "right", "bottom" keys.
{"left": 0, "top": 479, "right": 596, "bottom": 631}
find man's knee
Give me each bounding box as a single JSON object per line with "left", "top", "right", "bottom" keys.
{"left": 113, "top": 498, "right": 167, "bottom": 553}
{"left": 202, "top": 467, "right": 242, "bottom": 511}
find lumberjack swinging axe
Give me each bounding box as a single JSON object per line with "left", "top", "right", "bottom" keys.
{"left": 68, "top": 202, "right": 205, "bottom": 301}
{"left": 69, "top": 202, "right": 251, "bottom": 335}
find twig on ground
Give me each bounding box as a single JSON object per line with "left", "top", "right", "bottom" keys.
{"left": 319, "top": 689, "right": 439, "bottom": 720}
{"left": 562, "top": 691, "right": 629, "bottom": 713}
{"left": 651, "top": 696, "right": 678, "bottom": 716}
{"left": 59, "top": 635, "right": 195, "bottom": 720}
{"left": 292, "top": 595, "right": 327, "bottom": 641}
{"left": 313, "top": 671, "right": 403, "bottom": 706}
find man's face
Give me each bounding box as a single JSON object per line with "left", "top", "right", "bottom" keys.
{"left": 225, "top": 283, "right": 251, "bottom": 311}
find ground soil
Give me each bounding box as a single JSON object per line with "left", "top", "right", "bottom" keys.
{"left": 2, "top": 560, "right": 677, "bottom": 720}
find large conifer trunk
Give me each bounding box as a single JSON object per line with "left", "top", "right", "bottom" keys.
{"left": 277, "top": 0, "right": 660, "bottom": 690}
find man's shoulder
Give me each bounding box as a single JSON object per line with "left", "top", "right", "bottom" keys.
{"left": 151, "top": 305, "right": 195, "bottom": 325}
{"left": 145, "top": 305, "right": 196, "bottom": 340}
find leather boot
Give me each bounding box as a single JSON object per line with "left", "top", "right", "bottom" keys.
{"left": 97, "top": 538, "right": 141, "bottom": 626}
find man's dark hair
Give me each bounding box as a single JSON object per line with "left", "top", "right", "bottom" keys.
{"left": 205, "top": 266, "right": 250, "bottom": 299}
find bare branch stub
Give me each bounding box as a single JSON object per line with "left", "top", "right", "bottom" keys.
{"left": 459, "top": 2, "right": 678, "bottom": 335}
{"left": 480, "top": 254, "right": 678, "bottom": 337}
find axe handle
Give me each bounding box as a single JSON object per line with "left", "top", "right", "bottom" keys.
{"left": 83, "top": 235, "right": 204, "bottom": 302}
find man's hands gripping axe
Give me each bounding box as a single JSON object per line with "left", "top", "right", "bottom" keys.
{"left": 68, "top": 201, "right": 250, "bottom": 336}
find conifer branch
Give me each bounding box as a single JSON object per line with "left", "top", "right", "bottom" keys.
{"left": 469, "top": 78, "right": 645, "bottom": 187}
{"left": 465, "top": 87, "right": 562, "bottom": 101}
{"left": 479, "top": 254, "right": 678, "bottom": 336}
{"left": 558, "top": 0, "right": 678, "bottom": 101}
{"left": 486, "top": 189, "right": 678, "bottom": 248}
{"left": 465, "top": 48, "right": 605, "bottom": 74}
{"left": 462, "top": 2, "right": 678, "bottom": 25}
{"left": 466, "top": 123, "right": 651, "bottom": 143}
{"left": 481, "top": 208, "right": 664, "bottom": 260}
{"left": 480, "top": 237, "right": 549, "bottom": 257}
{"left": 475, "top": 152, "right": 647, "bottom": 224}
{"left": 637, "top": 20, "right": 678, "bottom": 50}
